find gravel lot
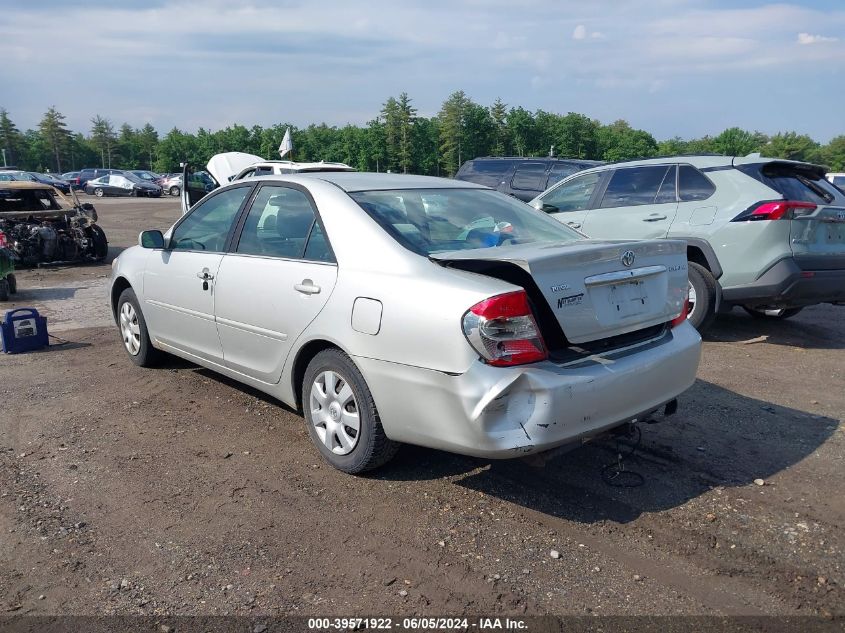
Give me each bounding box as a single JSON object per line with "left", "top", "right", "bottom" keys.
{"left": 0, "top": 195, "right": 843, "bottom": 619}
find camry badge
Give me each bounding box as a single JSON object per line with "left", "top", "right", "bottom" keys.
{"left": 621, "top": 250, "right": 636, "bottom": 267}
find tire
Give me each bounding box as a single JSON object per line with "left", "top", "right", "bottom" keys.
{"left": 94, "top": 188, "right": 104, "bottom": 197}
{"left": 0, "top": 279, "right": 9, "bottom": 302}
{"left": 169, "top": 186, "right": 180, "bottom": 196}
{"left": 743, "top": 306, "right": 804, "bottom": 320}
{"left": 302, "top": 349, "right": 399, "bottom": 474}
{"left": 7, "top": 274, "right": 16, "bottom": 294}
{"left": 117, "top": 288, "right": 162, "bottom": 367}
{"left": 90, "top": 225, "right": 108, "bottom": 260}
{"left": 686, "top": 261, "right": 718, "bottom": 333}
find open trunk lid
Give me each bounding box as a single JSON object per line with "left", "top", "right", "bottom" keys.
{"left": 433, "top": 239, "right": 688, "bottom": 344}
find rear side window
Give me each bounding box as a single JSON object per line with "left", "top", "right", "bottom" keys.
{"left": 599, "top": 166, "right": 673, "bottom": 208}
{"left": 456, "top": 160, "right": 516, "bottom": 187}
{"left": 833, "top": 176, "right": 845, "bottom": 190}
{"left": 678, "top": 165, "right": 715, "bottom": 201}
{"left": 510, "top": 162, "right": 548, "bottom": 191}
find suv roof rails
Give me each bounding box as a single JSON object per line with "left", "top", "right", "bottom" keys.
{"left": 467, "top": 156, "right": 599, "bottom": 161}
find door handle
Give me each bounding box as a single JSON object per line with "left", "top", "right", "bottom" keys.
{"left": 196, "top": 268, "right": 215, "bottom": 280}
{"left": 566, "top": 221, "right": 582, "bottom": 229}
{"left": 294, "top": 279, "right": 321, "bottom": 295}
{"left": 642, "top": 215, "right": 667, "bottom": 222}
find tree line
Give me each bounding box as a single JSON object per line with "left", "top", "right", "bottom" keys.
{"left": 2, "top": 92, "right": 843, "bottom": 177}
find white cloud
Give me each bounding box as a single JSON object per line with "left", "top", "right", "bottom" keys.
{"left": 572, "top": 24, "right": 603, "bottom": 40}
{"left": 797, "top": 32, "right": 839, "bottom": 45}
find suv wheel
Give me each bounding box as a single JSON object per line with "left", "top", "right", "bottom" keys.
{"left": 743, "top": 306, "right": 803, "bottom": 320}
{"left": 687, "top": 262, "right": 718, "bottom": 333}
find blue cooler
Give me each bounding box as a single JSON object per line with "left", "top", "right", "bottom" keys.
{"left": 1, "top": 308, "right": 49, "bottom": 354}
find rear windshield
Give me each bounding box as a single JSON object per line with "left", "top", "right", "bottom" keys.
{"left": 739, "top": 163, "right": 845, "bottom": 205}
{"left": 350, "top": 188, "right": 583, "bottom": 256}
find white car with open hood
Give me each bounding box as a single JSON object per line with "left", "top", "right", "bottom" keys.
{"left": 110, "top": 172, "right": 701, "bottom": 473}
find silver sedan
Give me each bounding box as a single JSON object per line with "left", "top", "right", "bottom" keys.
{"left": 110, "top": 173, "right": 701, "bottom": 473}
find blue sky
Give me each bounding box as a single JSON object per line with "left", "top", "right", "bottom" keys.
{"left": 1, "top": 0, "right": 843, "bottom": 142}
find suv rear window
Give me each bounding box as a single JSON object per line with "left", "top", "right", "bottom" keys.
{"left": 738, "top": 163, "right": 845, "bottom": 205}
{"left": 510, "top": 162, "right": 547, "bottom": 191}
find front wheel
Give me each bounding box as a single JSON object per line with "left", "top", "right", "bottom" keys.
{"left": 686, "top": 262, "right": 718, "bottom": 333}
{"left": 117, "top": 288, "right": 162, "bottom": 367}
{"left": 0, "top": 279, "right": 9, "bottom": 302}
{"left": 743, "top": 306, "right": 804, "bottom": 320}
{"left": 7, "top": 274, "right": 16, "bottom": 294}
{"left": 90, "top": 225, "right": 108, "bottom": 260}
{"left": 302, "top": 349, "right": 399, "bottom": 474}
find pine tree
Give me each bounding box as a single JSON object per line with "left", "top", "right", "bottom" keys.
{"left": 438, "top": 91, "right": 469, "bottom": 176}
{"left": 0, "top": 108, "right": 23, "bottom": 167}
{"left": 90, "top": 115, "right": 118, "bottom": 168}
{"left": 38, "top": 106, "right": 72, "bottom": 172}
{"left": 489, "top": 98, "right": 509, "bottom": 156}
{"left": 380, "top": 97, "right": 401, "bottom": 172}
{"left": 396, "top": 92, "right": 417, "bottom": 174}
{"left": 138, "top": 123, "right": 159, "bottom": 170}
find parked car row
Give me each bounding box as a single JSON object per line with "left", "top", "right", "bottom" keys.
{"left": 457, "top": 154, "right": 845, "bottom": 333}
{"left": 0, "top": 170, "right": 72, "bottom": 194}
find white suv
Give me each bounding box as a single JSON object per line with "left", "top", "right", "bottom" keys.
{"left": 206, "top": 152, "right": 353, "bottom": 184}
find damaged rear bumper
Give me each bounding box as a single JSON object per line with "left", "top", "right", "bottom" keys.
{"left": 354, "top": 321, "right": 701, "bottom": 459}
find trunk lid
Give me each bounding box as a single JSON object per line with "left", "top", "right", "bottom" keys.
{"left": 790, "top": 204, "right": 845, "bottom": 260}
{"left": 433, "top": 239, "right": 688, "bottom": 344}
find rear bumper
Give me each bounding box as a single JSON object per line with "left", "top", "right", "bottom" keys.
{"left": 722, "top": 257, "right": 845, "bottom": 308}
{"left": 355, "top": 322, "right": 701, "bottom": 459}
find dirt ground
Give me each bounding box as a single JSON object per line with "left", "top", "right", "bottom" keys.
{"left": 0, "top": 195, "right": 842, "bottom": 619}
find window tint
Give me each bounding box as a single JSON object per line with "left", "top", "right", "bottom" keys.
{"left": 239, "top": 168, "right": 256, "bottom": 179}
{"left": 655, "top": 165, "right": 677, "bottom": 203}
{"left": 546, "top": 163, "right": 581, "bottom": 187}
{"left": 254, "top": 166, "right": 274, "bottom": 176}
{"left": 236, "top": 186, "right": 319, "bottom": 260}
{"left": 678, "top": 165, "right": 715, "bottom": 201}
{"left": 833, "top": 176, "right": 845, "bottom": 188}
{"left": 599, "top": 166, "right": 672, "bottom": 208}
{"left": 766, "top": 170, "right": 841, "bottom": 204}
{"left": 171, "top": 186, "right": 250, "bottom": 252}
{"left": 510, "top": 162, "right": 548, "bottom": 191}
{"left": 303, "top": 221, "right": 334, "bottom": 262}
{"left": 539, "top": 172, "right": 601, "bottom": 213}
{"left": 456, "top": 160, "right": 516, "bottom": 187}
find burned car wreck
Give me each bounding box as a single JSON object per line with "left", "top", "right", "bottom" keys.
{"left": 0, "top": 182, "right": 107, "bottom": 266}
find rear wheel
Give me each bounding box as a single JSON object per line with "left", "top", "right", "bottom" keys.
{"left": 117, "top": 288, "right": 162, "bottom": 367}
{"left": 94, "top": 188, "right": 104, "bottom": 197}
{"left": 169, "top": 185, "right": 180, "bottom": 196}
{"left": 686, "top": 262, "right": 718, "bottom": 333}
{"left": 7, "top": 274, "right": 16, "bottom": 294}
{"left": 0, "top": 279, "right": 9, "bottom": 301}
{"left": 302, "top": 349, "right": 399, "bottom": 474}
{"left": 743, "top": 306, "right": 804, "bottom": 320}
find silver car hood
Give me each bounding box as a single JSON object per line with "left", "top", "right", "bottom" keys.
{"left": 432, "top": 239, "right": 688, "bottom": 344}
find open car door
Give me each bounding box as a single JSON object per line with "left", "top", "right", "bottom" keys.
{"left": 180, "top": 164, "right": 220, "bottom": 215}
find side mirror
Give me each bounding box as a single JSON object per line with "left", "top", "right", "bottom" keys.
{"left": 139, "top": 230, "right": 165, "bottom": 249}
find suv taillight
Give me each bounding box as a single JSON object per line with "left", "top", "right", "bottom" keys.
{"left": 733, "top": 200, "right": 817, "bottom": 221}
{"left": 462, "top": 290, "right": 548, "bottom": 367}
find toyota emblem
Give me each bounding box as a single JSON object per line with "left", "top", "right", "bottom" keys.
{"left": 621, "top": 250, "right": 636, "bottom": 267}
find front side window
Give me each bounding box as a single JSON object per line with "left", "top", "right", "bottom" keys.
{"left": 171, "top": 186, "right": 251, "bottom": 252}
{"left": 539, "top": 172, "right": 601, "bottom": 213}
{"left": 236, "top": 185, "right": 330, "bottom": 261}
{"left": 351, "top": 188, "right": 582, "bottom": 256}
{"left": 599, "top": 166, "right": 674, "bottom": 208}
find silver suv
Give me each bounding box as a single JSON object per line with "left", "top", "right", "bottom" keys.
{"left": 531, "top": 154, "right": 845, "bottom": 331}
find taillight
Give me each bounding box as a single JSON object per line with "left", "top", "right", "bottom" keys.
{"left": 733, "top": 200, "right": 817, "bottom": 221}
{"left": 0, "top": 231, "right": 6, "bottom": 248}
{"left": 670, "top": 295, "right": 688, "bottom": 328}
{"left": 462, "top": 290, "right": 548, "bottom": 367}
